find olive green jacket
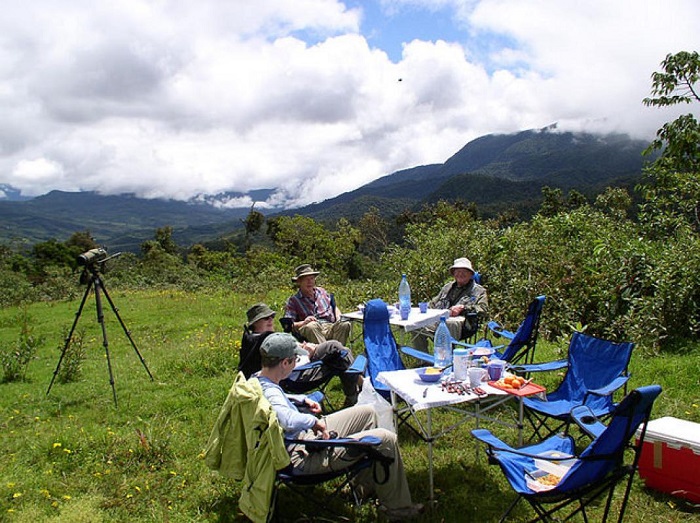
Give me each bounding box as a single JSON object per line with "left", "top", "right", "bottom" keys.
{"left": 204, "top": 372, "right": 290, "bottom": 523}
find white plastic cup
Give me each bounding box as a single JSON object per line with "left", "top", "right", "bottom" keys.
{"left": 468, "top": 367, "right": 487, "bottom": 387}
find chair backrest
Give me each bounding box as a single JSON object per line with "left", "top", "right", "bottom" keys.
{"left": 557, "top": 385, "right": 662, "bottom": 493}
{"left": 500, "top": 295, "right": 546, "bottom": 364}
{"left": 552, "top": 331, "right": 634, "bottom": 412}
{"left": 362, "top": 298, "right": 405, "bottom": 393}
{"left": 239, "top": 327, "right": 269, "bottom": 378}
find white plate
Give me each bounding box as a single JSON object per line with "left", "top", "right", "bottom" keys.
{"left": 473, "top": 347, "right": 495, "bottom": 357}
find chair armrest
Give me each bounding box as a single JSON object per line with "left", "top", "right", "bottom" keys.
{"left": 452, "top": 339, "right": 505, "bottom": 351}
{"left": 400, "top": 346, "right": 435, "bottom": 365}
{"left": 293, "top": 360, "right": 324, "bottom": 372}
{"left": 472, "top": 429, "right": 518, "bottom": 453}
{"left": 285, "top": 435, "right": 393, "bottom": 464}
{"left": 345, "top": 354, "right": 367, "bottom": 374}
{"left": 487, "top": 320, "right": 515, "bottom": 340}
{"left": 472, "top": 429, "right": 574, "bottom": 463}
{"left": 511, "top": 359, "right": 568, "bottom": 374}
{"left": 569, "top": 405, "right": 606, "bottom": 439}
{"left": 584, "top": 376, "right": 629, "bottom": 401}
{"left": 286, "top": 434, "right": 381, "bottom": 449}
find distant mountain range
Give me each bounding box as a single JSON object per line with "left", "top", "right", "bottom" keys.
{"left": 0, "top": 126, "right": 654, "bottom": 252}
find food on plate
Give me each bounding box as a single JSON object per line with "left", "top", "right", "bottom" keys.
{"left": 536, "top": 473, "right": 561, "bottom": 486}
{"left": 424, "top": 367, "right": 442, "bottom": 375}
{"left": 495, "top": 375, "right": 527, "bottom": 389}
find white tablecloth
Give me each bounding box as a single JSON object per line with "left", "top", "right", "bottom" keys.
{"left": 376, "top": 368, "right": 506, "bottom": 411}
{"left": 342, "top": 306, "right": 449, "bottom": 333}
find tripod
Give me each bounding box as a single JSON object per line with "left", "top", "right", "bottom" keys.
{"left": 47, "top": 262, "right": 154, "bottom": 407}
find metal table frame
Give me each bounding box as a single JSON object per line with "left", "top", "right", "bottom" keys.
{"left": 377, "top": 368, "right": 527, "bottom": 503}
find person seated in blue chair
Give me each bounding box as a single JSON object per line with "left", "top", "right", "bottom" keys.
{"left": 241, "top": 303, "right": 362, "bottom": 406}
{"left": 255, "top": 332, "right": 423, "bottom": 521}
{"left": 283, "top": 264, "right": 352, "bottom": 345}
{"left": 414, "top": 257, "right": 489, "bottom": 350}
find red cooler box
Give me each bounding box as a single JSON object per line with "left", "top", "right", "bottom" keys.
{"left": 636, "top": 416, "right": 700, "bottom": 503}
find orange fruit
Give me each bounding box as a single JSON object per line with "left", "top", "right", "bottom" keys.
{"left": 504, "top": 375, "right": 515, "bottom": 385}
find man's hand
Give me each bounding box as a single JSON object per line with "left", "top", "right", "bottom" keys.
{"left": 305, "top": 398, "right": 323, "bottom": 415}
{"left": 296, "top": 316, "right": 318, "bottom": 330}
{"left": 312, "top": 418, "right": 329, "bottom": 439}
{"left": 449, "top": 304, "right": 465, "bottom": 317}
{"left": 301, "top": 342, "right": 317, "bottom": 358}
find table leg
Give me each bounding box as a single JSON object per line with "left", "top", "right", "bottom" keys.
{"left": 518, "top": 397, "right": 524, "bottom": 446}
{"left": 427, "top": 407, "right": 434, "bottom": 504}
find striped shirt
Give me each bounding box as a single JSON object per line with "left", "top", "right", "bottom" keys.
{"left": 284, "top": 287, "right": 336, "bottom": 323}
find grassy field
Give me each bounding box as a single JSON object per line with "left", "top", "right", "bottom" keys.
{"left": 1, "top": 288, "right": 700, "bottom": 522}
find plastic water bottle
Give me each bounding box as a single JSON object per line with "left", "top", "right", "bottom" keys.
{"left": 398, "top": 274, "right": 411, "bottom": 320}
{"left": 433, "top": 316, "right": 452, "bottom": 368}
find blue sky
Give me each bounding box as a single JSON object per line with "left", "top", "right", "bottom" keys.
{"left": 0, "top": 0, "right": 698, "bottom": 209}
{"left": 353, "top": 1, "right": 468, "bottom": 62}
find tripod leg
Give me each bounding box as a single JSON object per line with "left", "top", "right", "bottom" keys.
{"left": 93, "top": 279, "right": 119, "bottom": 407}
{"left": 47, "top": 280, "right": 92, "bottom": 397}
{"left": 97, "top": 278, "right": 154, "bottom": 381}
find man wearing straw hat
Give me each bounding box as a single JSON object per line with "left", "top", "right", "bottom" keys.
{"left": 283, "top": 263, "right": 352, "bottom": 345}
{"left": 414, "top": 257, "right": 488, "bottom": 350}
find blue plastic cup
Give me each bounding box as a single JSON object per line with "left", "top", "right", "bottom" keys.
{"left": 419, "top": 302, "right": 428, "bottom": 313}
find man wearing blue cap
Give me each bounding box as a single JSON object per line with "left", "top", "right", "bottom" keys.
{"left": 256, "top": 333, "right": 423, "bottom": 521}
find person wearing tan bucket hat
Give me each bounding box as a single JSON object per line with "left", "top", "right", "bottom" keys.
{"left": 283, "top": 263, "right": 352, "bottom": 346}
{"left": 413, "top": 257, "right": 489, "bottom": 351}
{"left": 239, "top": 302, "right": 362, "bottom": 406}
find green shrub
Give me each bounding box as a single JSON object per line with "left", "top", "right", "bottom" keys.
{"left": 55, "top": 328, "right": 87, "bottom": 384}
{"left": 0, "top": 307, "right": 44, "bottom": 382}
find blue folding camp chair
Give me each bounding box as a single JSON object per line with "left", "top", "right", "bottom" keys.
{"left": 480, "top": 295, "right": 546, "bottom": 365}
{"left": 472, "top": 385, "right": 661, "bottom": 523}
{"left": 401, "top": 295, "right": 546, "bottom": 370}
{"left": 275, "top": 435, "right": 393, "bottom": 519}
{"left": 362, "top": 298, "right": 407, "bottom": 400}
{"left": 522, "top": 331, "right": 634, "bottom": 441}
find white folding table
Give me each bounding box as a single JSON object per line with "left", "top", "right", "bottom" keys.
{"left": 341, "top": 306, "right": 448, "bottom": 345}
{"left": 376, "top": 368, "right": 525, "bottom": 503}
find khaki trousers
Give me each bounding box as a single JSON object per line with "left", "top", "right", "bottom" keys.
{"left": 298, "top": 319, "right": 352, "bottom": 346}
{"left": 289, "top": 404, "right": 413, "bottom": 510}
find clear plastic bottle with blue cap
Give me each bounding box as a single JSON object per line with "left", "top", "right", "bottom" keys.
{"left": 433, "top": 316, "right": 452, "bottom": 368}
{"left": 398, "top": 274, "right": 411, "bottom": 320}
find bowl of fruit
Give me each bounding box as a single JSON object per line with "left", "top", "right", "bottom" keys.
{"left": 417, "top": 366, "right": 443, "bottom": 382}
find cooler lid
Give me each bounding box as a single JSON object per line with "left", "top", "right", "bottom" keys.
{"left": 637, "top": 416, "right": 700, "bottom": 451}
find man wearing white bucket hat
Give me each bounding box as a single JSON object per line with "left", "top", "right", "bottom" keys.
{"left": 414, "top": 257, "right": 488, "bottom": 350}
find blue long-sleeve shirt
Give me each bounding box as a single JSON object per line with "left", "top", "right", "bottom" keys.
{"left": 255, "top": 376, "right": 316, "bottom": 439}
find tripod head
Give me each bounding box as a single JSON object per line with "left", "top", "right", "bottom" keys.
{"left": 78, "top": 248, "right": 122, "bottom": 284}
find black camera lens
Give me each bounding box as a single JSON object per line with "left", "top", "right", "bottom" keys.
{"left": 77, "top": 248, "right": 108, "bottom": 266}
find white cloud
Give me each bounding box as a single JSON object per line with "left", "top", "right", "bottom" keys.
{"left": 0, "top": 0, "right": 697, "bottom": 206}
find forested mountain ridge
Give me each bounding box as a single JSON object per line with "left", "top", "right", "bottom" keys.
{"left": 0, "top": 127, "right": 653, "bottom": 251}
{"left": 294, "top": 127, "right": 652, "bottom": 222}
